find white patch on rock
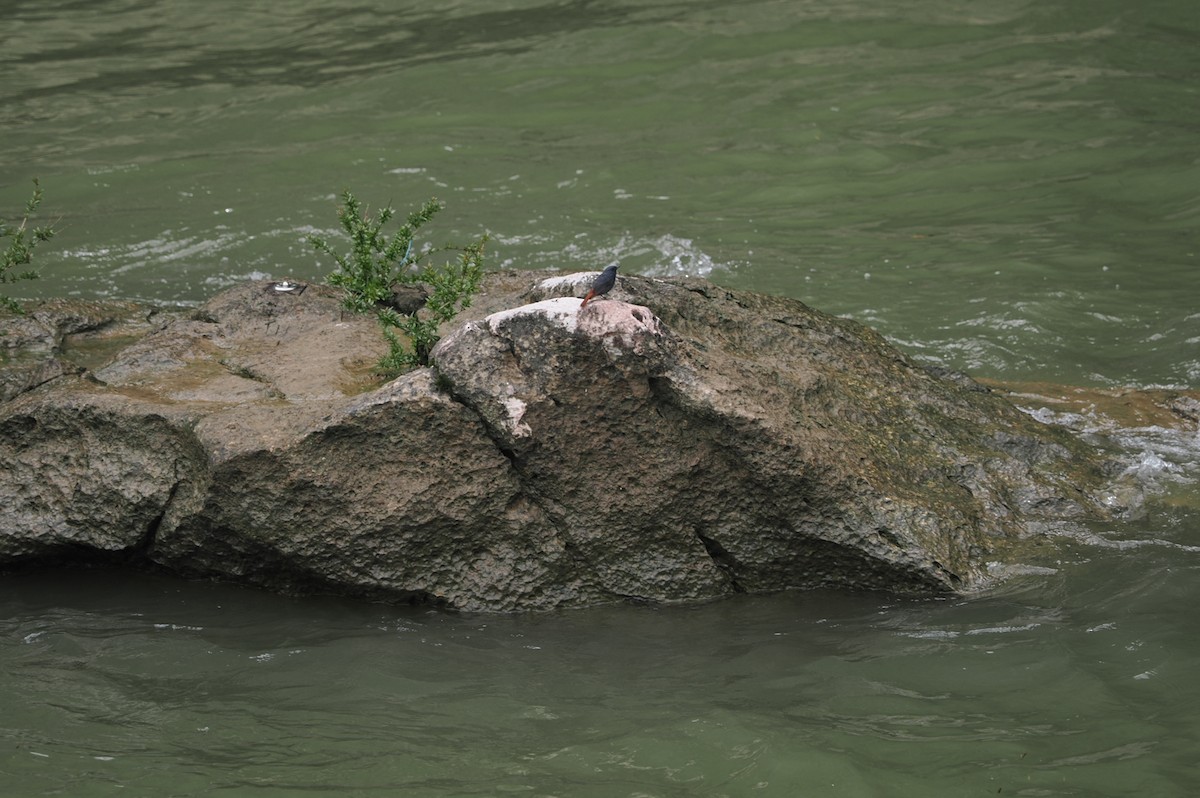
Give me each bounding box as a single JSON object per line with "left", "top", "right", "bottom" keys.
{"left": 486, "top": 298, "right": 581, "bottom": 335}
{"left": 502, "top": 395, "right": 532, "bottom": 438}
{"left": 535, "top": 273, "right": 596, "bottom": 292}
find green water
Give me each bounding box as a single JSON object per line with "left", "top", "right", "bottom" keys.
{"left": 2, "top": 0, "right": 1199, "bottom": 795}
{"left": 3, "top": 549, "right": 1199, "bottom": 796}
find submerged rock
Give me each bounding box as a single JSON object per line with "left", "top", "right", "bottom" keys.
{"left": 0, "top": 274, "right": 1126, "bottom": 610}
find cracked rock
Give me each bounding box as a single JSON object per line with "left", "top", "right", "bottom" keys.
{"left": 0, "top": 274, "right": 1125, "bottom": 610}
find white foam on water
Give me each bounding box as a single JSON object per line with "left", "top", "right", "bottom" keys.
{"left": 498, "top": 232, "right": 733, "bottom": 279}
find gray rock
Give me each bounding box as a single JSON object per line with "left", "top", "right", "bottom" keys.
{"left": 0, "top": 274, "right": 1122, "bottom": 610}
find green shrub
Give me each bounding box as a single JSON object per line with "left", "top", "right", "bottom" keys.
{"left": 309, "top": 191, "right": 485, "bottom": 377}
{"left": 1, "top": 179, "right": 58, "bottom": 314}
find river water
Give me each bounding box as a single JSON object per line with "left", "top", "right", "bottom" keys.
{"left": 2, "top": 0, "right": 1198, "bottom": 795}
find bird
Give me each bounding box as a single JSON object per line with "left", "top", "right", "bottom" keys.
{"left": 580, "top": 262, "right": 619, "bottom": 309}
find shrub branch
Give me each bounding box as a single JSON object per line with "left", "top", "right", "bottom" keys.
{"left": 309, "top": 191, "right": 485, "bottom": 377}
{"left": 2, "top": 179, "right": 59, "bottom": 315}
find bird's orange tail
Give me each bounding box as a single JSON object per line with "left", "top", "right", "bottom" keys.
{"left": 580, "top": 289, "right": 596, "bottom": 308}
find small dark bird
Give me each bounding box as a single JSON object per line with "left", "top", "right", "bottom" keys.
{"left": 580, "top": 262, "right": 619, "bottom": 309}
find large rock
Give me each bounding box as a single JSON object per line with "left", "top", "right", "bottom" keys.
{"left": 0, "top": 274, "right": 1132, "bottom": 610}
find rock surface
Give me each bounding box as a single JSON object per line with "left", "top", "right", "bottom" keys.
{"left": 0, "top": 273, "right": 1135, "bottom": 610}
